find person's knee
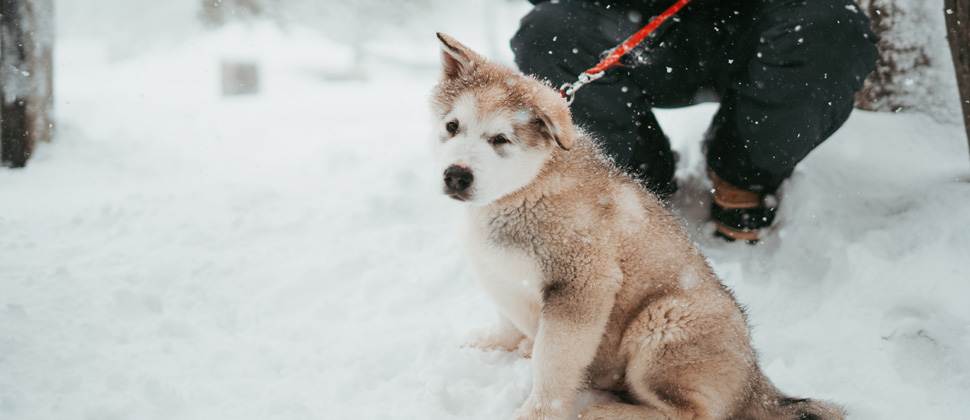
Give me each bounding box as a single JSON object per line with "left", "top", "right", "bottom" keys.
{"left": 744, "top": 2, "right": 877, "bottom": 110}
{"left": 761, "top": 0, "right": 878, "bottom": 80}
{"left": 808, "top": 3, "right": 878, "bottom": 69}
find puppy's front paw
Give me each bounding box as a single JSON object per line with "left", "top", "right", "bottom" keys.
{"left": 512, "top": 399, "right": 542, "bottom": 420}
{"left": 512, "top": 404, "right": 540, "bottom": 420}
{"left": 517, "top": 336, "right": 534, "bottom": 358}
{"left": 512, "top": 396, "right": 569, "bottom": 420}
{"left": 462, "top": 324, "right": 526, "bottom": 353}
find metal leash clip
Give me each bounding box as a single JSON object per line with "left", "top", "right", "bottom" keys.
{"left": 559, "top": 71, "right": 604, "bottom": 106}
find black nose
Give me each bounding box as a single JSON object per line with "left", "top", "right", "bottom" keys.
{"left": 444, "top": 165, "right": 473, "bottom": 193}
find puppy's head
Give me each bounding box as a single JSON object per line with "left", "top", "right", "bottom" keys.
{"left": 430, "top": 33, "right": 574, "bottom": 205}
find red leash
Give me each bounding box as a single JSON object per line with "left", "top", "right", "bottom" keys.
{"left": 560, "top": 0, "right": 694, "bottom": 105}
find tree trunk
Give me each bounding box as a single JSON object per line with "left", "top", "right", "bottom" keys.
{"left": 854, "top": 0, "right": 959, "bottom": 117}
{"left": 944, "top": 0, "right": 970, "bottom": 159}
{"left": 0, "top": 0, "right": 54, "bottom": 168}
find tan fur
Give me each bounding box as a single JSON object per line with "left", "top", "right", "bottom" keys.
{"left": 432, "top": 33, "right": 844, "bottom": 420}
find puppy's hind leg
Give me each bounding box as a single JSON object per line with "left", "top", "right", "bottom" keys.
{"left": 462, "top": 313, "right": 528, "bottom": 353}
{"left": 613, "top": 296, "right": 753, "bottom": 420}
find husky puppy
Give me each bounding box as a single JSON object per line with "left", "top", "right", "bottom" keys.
{"left": 430, "top": 33, "right": 843, "bottom": 420}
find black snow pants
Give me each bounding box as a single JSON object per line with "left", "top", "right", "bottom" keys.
{"left": 512, "top": 0, "right": 879, "bottom": 194}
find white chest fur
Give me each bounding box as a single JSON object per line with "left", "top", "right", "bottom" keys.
{"left": 460, "top": 212, "right": 543, "bottom": 338}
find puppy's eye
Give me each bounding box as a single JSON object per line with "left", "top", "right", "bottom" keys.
{"left": 491, "top": 134, "right": 509, "bottom": 145}
{"left": 446, "top": 121, "right": 459, "bottom": 134}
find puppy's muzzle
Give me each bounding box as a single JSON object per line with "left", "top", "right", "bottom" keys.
{"left": 444, "top": 165, "right": 473, "bottom": 200}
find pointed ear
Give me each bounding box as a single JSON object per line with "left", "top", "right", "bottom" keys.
{"left": 437, "top": 32, "right": 476, "bottom": 80}
{"left": 535, "top": 108, "right": 574, "bottom": 151}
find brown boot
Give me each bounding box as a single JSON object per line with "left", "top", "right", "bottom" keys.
{"left": 710, "top": 172, "right": 776, "bottom": 243}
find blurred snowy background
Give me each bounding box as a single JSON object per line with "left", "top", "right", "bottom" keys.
{"left": 1, "top": 0, "right": 969, "bottom": 419}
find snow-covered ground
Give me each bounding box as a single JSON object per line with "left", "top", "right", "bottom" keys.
{"left": 2, "top": 5, "right": 970, "bottom": 420}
